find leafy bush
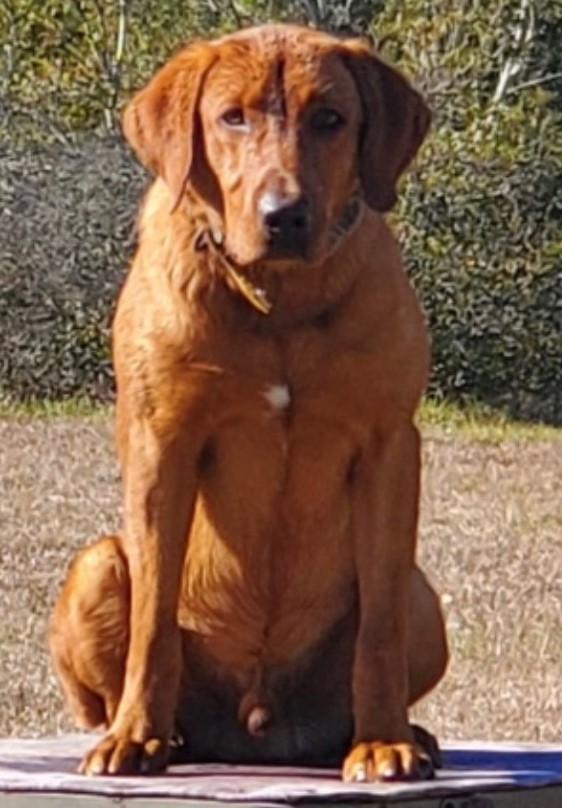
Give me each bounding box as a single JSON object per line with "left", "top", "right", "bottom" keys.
{"left": 0, "top": 0, "right": 560, "bottom": 422}
{"left": 402, "top": 125, "right": 562, "bottom": 422}
{"left": 380, "top": 0, "right": 562, "bottom": 422}
{"left": 0, "top": 0, "right": 381, "bottom": 140}
{"left": 0, "top": 138, "right": 146, "bottom": 401}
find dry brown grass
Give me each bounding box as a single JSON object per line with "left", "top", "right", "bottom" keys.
{"left": 0, "top": 414, "right": 560, "bottom": 742}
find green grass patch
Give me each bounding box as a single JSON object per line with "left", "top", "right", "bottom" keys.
{"left": 0, "top": 396, "right": 111, "bottom": 420}
{"left": 418, "top": 397, "right": 562, "bottom": 442}
{"left": 1, "top": 395, "right": 560, "bottom": 441}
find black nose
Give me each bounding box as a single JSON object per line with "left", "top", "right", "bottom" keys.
{"left": 260, "top": 193, "right": 311, "bottom": 258}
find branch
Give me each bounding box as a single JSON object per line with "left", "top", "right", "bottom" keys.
{"left": 115, "top": 0, "right": 128, "bottom": 65}
{"left": 91, "top": 0, "right": 111, "bottom": 76}
{"left": 105, "top": 0, "right": 129, "bottom": 131}
{"left": 226, "top": 0, "right": 245, "bottom": 26}
{"left": 300, "top": 0, "right": 324, "bottom": 26}
{"left": 507, "top": 71, "right": 562, "bottom": 95}
{"left": 493, "top": 0, "right": 536, "bottom": 103}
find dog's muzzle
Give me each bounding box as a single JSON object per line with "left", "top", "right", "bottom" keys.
{"left": 194, "top": 194, "right": 365, "bottom": 316}
{"left": 260, "top": 192, "right": 312, "bottom": 261}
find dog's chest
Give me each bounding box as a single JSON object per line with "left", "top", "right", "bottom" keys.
{"left": 262, "top": 383, "right": 291, "bottom": 412}
{"left": 179, "top": 337, "right": 376, "bottom": 669}
{"left": 196, "top": 335, "right": 375, "bottom": 534}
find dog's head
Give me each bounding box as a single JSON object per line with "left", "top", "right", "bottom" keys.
{"left": 124, "top": 25, "right": 429, "bottom": 267}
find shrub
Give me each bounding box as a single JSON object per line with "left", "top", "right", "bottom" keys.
{"left": 0, "top": 0, "right": 560, "bottom": 423}
{"left": 0, "top": 137, "right": 146, "bottom": 401}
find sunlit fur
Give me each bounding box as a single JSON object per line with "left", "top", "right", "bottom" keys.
{"left": 50, "top": 24, "right": 447, "bottom": 781}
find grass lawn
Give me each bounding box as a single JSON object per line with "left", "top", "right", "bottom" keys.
{"left": 0, "top": 400, "right": 560, "bottom": 742}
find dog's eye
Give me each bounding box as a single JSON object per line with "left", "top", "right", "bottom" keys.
{"left": 310, "top": 108, "right": 345, "bottom": 133}
{"left": 220, "top": 107, "right": 247, "bottom": 129}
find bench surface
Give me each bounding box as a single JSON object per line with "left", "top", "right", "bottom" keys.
{"left": 0, "top": 735, "right": 562, "bottom": 807}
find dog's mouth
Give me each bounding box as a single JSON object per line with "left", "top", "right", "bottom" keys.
{"left": 195, "top": 195, "right": 365, "bottom": 316}
{"left": 260, "top": 194, "right": 365, "bottom": 266}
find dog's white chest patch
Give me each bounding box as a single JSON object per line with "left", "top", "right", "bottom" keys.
{"left": 263, "top": 384, "right": 291, "bottom": 411}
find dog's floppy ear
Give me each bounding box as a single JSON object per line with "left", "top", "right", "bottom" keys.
{"left": 123, "top": 43, "right": 216, "bottom": 210}
{"left": 343, "top": 40, "right": 430, "bottom": 212}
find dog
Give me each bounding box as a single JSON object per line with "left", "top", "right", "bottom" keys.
{"left": 50, "top": 23, "right": 448, "bottom": 782}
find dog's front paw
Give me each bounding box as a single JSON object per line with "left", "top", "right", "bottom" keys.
{"left": 79, "top": 732, "right": 169, "bottom": 776}
{"left": 342, "top": 740, "right": 434, "bottom": 782}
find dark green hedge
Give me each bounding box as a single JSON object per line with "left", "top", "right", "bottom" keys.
{"left": 0, "top": 137, "right": 146, "bottom": 401}
{"left": 1, "top": 1, "right": 561, "bottom": 423}
{"left": 402, "top": 126, "right": 562, "bottom": 424}
{"left": 1, "top": 132, "right": 560, "bottom": 423}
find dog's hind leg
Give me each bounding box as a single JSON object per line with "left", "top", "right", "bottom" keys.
{"left": 50, "top": 535, "right": 130, "bottom": 728}
{"left": 407, "top": 566, "right": 449, "bottom": 706}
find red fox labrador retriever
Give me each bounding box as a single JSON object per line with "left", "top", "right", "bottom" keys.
{"left": 50, "top": 23, "right": 448, "bottom": 781}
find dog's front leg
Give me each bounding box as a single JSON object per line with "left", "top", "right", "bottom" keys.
{"left": 343, "top": 423, "right": 432, "bottom": 782}
{"left": 80, "top": 416, "right": 199, "bottom": 776}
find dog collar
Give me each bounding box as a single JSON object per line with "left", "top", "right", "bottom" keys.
{"left": 327, "top": 194, "right": 365, "bottom": 255}
{"left": 194, "top": 195, "right": 365, "bottom": 316}
{"left": 195, "top": 227, "right": 273, "bottom": 315}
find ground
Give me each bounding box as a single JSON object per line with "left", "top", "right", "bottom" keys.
{"left": 0, "top": 411, "right": 560, "bottom": 742}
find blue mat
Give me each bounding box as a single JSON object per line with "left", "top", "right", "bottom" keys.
{"left": 0, "top": 736, "right": 561, "bottom": 802}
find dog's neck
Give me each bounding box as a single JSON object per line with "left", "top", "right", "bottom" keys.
{"left": 194, "top": 227, "right": 273, "bottom": 315}
{"left": 192, "top": 195, "right": 366, "bottom": 318}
